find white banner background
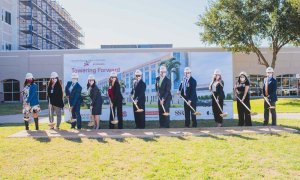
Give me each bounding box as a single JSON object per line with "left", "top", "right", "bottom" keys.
{"left": 64, "top": 51, "right": 233, "bottom": 121}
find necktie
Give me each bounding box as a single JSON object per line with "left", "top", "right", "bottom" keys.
{"left": 69, "top": 83, "right": 75, "bottom": 92}
{"left": 159, "top": 77, "right": 163, "bottom": 87}
{"left": 265, "top": 79, "right": 269, "bottom": 97}
{"left": 184, "top": 78, "right": 188, "bottom": 96}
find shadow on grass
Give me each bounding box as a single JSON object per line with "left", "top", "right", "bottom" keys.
{"left": 87, "top": 137, "right": 108, "bottom": 143}
{"left": 35, "top": 137, "right": 51, "bottom": 143}
{"left": 114, "top": 138, "right": 128, "bottom": 143}
{"left": 199, "top": 134, "right": 227, "bottom": 141}
{"left": 64, "top": 138, "right": 82, "bottom": 143}
{"left": 227, "top": 134, "right": 257, "bottom": 140}
{"left": 138, "top": 137, "right": 158, "bottom": 142}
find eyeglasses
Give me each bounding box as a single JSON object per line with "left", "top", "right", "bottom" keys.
{"left": 88, "top": 80, "right": 94, "bottom": 82}
{"left": 136, "top": 75, "right": 141, "bottom": 77}
{"left": 51, "top": 78, "right": 56, "bottom": 80}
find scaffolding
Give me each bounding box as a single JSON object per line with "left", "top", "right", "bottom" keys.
{"left": 19, "top": 0, "right": 84, "bottom": 50}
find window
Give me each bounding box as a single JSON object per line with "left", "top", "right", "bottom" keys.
{"left": 145, "top": 71, "right": 149, "bottom": 85}
{"left": 248, "top": 74, "right": 300, "bottom": 97}
{"left": 5, "top": 11, "right": 11, "bottom": 25}
{"left": 3, "top": 79, "right": 20, "bottom": 101}
{"left": 248, "top": 75, "right": 264, "bottom": 96}
{"left": 276, "top": 74, "right": 300, "bottom": 97}
{"left": 5, "top": 43, "right": 12, "bottom": 51}
{"left": 35, "top": 78, "right": 50, "bottom": 100}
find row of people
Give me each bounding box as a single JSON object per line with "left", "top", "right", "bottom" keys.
{"left": 21, "top": 66, "right": 277, "bottom": 130}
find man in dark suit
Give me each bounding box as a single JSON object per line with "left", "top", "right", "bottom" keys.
{"left": 131, "top": 69, "right": 146, "bottom": 129}
{"left": 262, "top": 67, "right": 277, "bottom": 126}
{"left": 156, "top": 66, "right": 172, "bottom": 128}
{"left": 178, "top": 67, "right": 198, "bottom": 127}
{"left": 65, "top": 73, "right": 82, "bottom": 129}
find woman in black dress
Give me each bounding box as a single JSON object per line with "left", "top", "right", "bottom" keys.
{"left": 108, "top": 71, "right": 123, "bottom": 129}
{"left": 209, "top": 69, "right": 225, "bottom": 127}
{"left": 234, "top": 71, "right": 252, "bottom": 126}
{"left": 87, "top": 74, "right": 102, "bottom": 129}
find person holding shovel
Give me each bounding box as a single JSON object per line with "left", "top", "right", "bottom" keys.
{"left": 87, "top": 74, "right": 102, "bottom": 129}
{"left": 262, "top": 67, "right": 277, "bottom": 126}
{"left": 47, "top": 72, "right": 64, "bottom": 130}
{"left": 108, "top": 71, "right": 123, "bottom": 129}
{"left": 178, "top": 67, "right": 198, "bottom": 128}
{"left": 130, "top": 69, "right": 146, "bottom": 129}
{"left": 209, "top": 69, "right": 226, "bottom": 127}
{"left": 155, "top": 65, "right": 172, "bottom": 128}
{"left": 234, "top": 71, "right": 252, "bottom": 126}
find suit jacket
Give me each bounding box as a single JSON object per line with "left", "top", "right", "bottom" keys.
{"left": 131, "top": 80, "right": 146, "bottom": 103}
{"left": 179, "top": 76, "right": 197, "bottom": 103}
{"left": 89, "top": 85, "right": 102, "bottom": 107}
{"left": 263, "top": 77, "right": 277, "bottom": 102}
{"left": 155, "top": 76, "right": 172, "bottom": 101}
{"left": 65, "top": 81, "right": 82, "bottom": 107}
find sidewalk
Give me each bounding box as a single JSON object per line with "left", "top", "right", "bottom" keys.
{"left": 9, "top": 126, "right": 299, "bottom": 139}
{"left": 1, "top": 112, "right": 300, "bottom": 124}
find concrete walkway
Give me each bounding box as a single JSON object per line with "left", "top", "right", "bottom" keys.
{"left": 1, "top": 112, "right": 300, "bottom": 124}
{"left": 9, "top": 126, "right": 299, "bottom": 139}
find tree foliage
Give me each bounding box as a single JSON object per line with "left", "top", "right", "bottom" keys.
{"left": 197, "top": 0, "right": 300, "bottom": 68}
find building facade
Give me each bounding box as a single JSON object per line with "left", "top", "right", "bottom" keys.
{"left": 0, "top": 47, "right": 299, "bottom": 102}
{"left": 0, "top": 0, "right": 84, "bottom": 51}
{"left": 0, "top": 0, "right": 19, "bottom": 51}
{"left": 18, "top": 0, "right": 84, "bottom": 50}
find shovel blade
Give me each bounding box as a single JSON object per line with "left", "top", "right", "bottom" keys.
{"left": 251, "top": 112, "right": 258, "bottom": 116}
{"left": 163, "top": 113, "right": 170, "bottom": 116}
{"left": 220, "top": 113, "right": 228, "bottom": 118}
{"left": 193, "top": 112, "right": 201, "bottom": 115}
{"left": 136, "top": 109, "right": 144, "bottom": 112}
{"left": 111, "top": 120, "right": 119, "bottom": 125}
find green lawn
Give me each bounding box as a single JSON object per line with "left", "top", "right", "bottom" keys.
{"left": 0, "top": 119, "right": 299, "bottom": 179}
{"left": 0, "top": 102, "right": 49, "bottom": 116}
{"left": 233, "top": 98, "right": 300, "bottom": 114}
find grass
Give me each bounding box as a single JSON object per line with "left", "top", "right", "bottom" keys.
{"left": 233, "top": 98, "right": 300, "bottom": 114}
{"left": 0, "top": 102, "right": 48, "bottom": 116}
{"left": 0, "top": 119, "right": 299, "bottom": 179}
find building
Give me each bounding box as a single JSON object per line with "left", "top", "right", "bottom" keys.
{"left": 0, "top": 0, "right": 84, "bottom": 51}
{"left": 101, "top": 44, "right": 173, "bottom": 49}
{"left": 0, "top": 0, "right": 19, "bottom": 51}
{"left": 18, "top": 0, "right": 84, "bottom": 50}
{"left": 0, "top": 47, "right": 299, "bottom": 102}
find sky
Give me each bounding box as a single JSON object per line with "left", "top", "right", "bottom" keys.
{"left": 58, "top": 0, "right": 208, "bottom": 49}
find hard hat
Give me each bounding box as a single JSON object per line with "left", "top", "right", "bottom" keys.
{"left": 71, "top": 72, "right": 79, "bottom": 79}
{"left": 25, "top": 73, "right": 33, "bottom": 79}
{"left": 135, "top": 69, "right": 142, "bottom": 76}
{"left": 88, "top": 74, "right": 95, "bottom": 80}
{"left": 213, "top": 69, "right": 221, "bottom": 75}
{"left": 110, "top": 71, "right": 117, "bottom": 77}
{"left": 184, "top": 67, "right": 191, "bottom": 73}
{"left": 159, "top": 66, "right": 167, "bottom": 72}
{"left": 50, "top": 72, "right": 58, "bottom": 78}
{"left": 239, "top": 71, "right": 247, "bottom": 77}
{"left": 266, "top": 67, "right": 274, "bottom": 73}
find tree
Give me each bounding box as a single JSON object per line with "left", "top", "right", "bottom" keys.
{"left": 197, "top": 0, "right": 300, "bottom": 69}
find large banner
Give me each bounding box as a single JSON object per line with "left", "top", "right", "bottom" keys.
{"left": 64, "top": 51, "right": 233, "bottom": 121}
